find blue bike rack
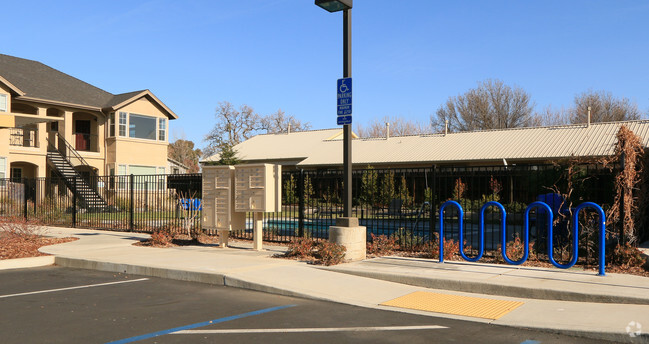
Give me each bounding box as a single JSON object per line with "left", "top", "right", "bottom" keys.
{"left": 438, "top": 200, "right": 462, "bottom": 263}
{"left": 438, "top": 200, "right": 607, "bottom": 276}
{"left": 547, "top": 201, "right": 606, "bottom": 276}
{"left": 516, "top": 201, "right": 553, "bottom": 265}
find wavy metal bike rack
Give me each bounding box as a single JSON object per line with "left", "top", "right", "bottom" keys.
{"left": 438, "top": 200, "right": 607, "bottom": 276}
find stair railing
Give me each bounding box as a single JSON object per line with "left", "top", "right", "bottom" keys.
{"left": 48, "top": 132, "right": 99, "bottom": 180}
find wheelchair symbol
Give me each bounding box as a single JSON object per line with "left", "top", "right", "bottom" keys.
{"left": 339, "top": 81, "right": 349, "bottom": 93}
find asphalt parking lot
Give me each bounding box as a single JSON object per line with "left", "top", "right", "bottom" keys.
{"left": 0, "top": 266, "right": 603, "bottom": 343}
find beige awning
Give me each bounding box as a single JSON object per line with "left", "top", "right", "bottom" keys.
{"left": 0, "top": 114, "right": 14, "bottom": 128}
{"left": 12, "top": 113, "right": 63, "bottom": 127}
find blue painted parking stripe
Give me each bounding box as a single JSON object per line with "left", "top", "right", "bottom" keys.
{"left": 106, "top": 304, "right": 296, "bottom": 344}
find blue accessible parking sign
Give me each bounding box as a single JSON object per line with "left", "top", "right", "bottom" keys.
{"left": 337, "top": 77, "right": 352, "bottom": 125}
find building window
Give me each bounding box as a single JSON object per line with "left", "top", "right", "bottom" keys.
{"left": 0, "top": 157, "right": 6, "bottom": 186}
{"left": 129, "top": 113, "right": 156, "bottom": 140}
{"left": 109, "top": 113, "right": 115, "bottom": 137}
{"left": 108, "top": 167, "right": 115, "bottom": 190}
{"left": 117, "top": 164, "right": 127, "bottom": 189}
{"left": 50, "top": 121, "right": 59, "bottom": 132}
{"left": 130, "top": 165, "right": 157, "bottom": 190}
{"left": 158, "top": 118, "right": 166, "bottom": 141}
{"left": 157, "top": 167, "right": 165, "bottom": 189}
{"left": 0, "top": 94, "right": 7, "bottom": 112}
{"left": 118, "top": 112, "right": 127, "bottom": 137}
{"left": 11, "top": 167, "right": 22, "bottom": 182}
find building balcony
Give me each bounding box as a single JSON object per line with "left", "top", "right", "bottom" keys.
{"left": 10, "top": 128, "right": 38, "bottom": 148}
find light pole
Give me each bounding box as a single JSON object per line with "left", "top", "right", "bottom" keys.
{"left": 315, "top": 0, "right": 353, "bottom": 218}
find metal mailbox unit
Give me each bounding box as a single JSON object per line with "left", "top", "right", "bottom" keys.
{"left": 234, "top": 164, "right": 282, "bottom": 250}
{"left": 202, "top": 164, "right": 281, "bottom": 250}
{"left": 234, "top": 164, "right": 282, "bottom": 213}
{"left": 201, "top": 165, "right": 245, "bottom": 247}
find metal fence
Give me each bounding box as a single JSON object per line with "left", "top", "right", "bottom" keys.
{"left": 228, "top": 164, "right": 618, "bottom": 258}
{"left": 0, "top": 174, "right": 202, "bottom": 233}
{"left": 0, "top": 164, "right": 619, "bottom": 259}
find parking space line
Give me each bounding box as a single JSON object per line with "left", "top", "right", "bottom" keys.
{"left": 174, "top": 325, "right": 448, "bottom": 334}
{"left": 0, "top": 278, "right": 149, "bottom": 299}
{"left": 106, "top": 304, "right": 296, "bottom": 344}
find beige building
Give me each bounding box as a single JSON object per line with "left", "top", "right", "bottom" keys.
{"left": 0, "top": 54, "right": 177, "bottom": 209}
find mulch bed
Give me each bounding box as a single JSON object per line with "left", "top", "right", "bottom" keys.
{"left": 0, "top": 233, "right": 78, "bottom": 260}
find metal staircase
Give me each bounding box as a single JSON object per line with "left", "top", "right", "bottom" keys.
{"left": 46, "top": 133, "right": 111, "bottom": 212}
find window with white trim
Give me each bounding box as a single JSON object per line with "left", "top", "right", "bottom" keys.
{"left": 158, "top": 118, "right": 166, "bottom": 141}
{"left": 117, "top": 164, "right": 127, "bottom": 189}
{"left": 118, "top": 112, "right": 127, "bottom": 137}
{"left": 0, "top": 157, "right": 6, "bottom": 186}
{"left": 109, "top": 113, "right": 115, "bottom": 137}
{"left": 129, "top": 113, "right": 156, "bottom": 140}
{"left": 157, "top": 167, "right": 165, "bottom": 189}
{"left": 0, "top": 94, "right": 7, "bottom": 112}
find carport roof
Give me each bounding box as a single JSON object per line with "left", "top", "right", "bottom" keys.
{"left": 208, "top": 120, "right": 649, "bottom": 167}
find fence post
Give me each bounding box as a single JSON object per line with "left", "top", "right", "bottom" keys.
{"left": 298, "top": 170, "right": 305, "bottom": 237}
{"left": 72, "top": 176, "right": 77, "bottom": 227}
{"left": 129, "top": 174, "right": 134, "bottom": 232}
{"left": 429, "top": 165, "right": 436, "bottom": 243}
{"left": 23, "top": 178, "right": 28, "bottom": 221}
{"left": 32, "top": 179, "right": 37, "bottom": 215}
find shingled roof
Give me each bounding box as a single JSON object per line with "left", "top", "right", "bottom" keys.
{"left": 0, "top": 54, "right": 177, "bottom": 118}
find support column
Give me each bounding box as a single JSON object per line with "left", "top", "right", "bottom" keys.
{"left": 218, "top": 229, "right": 230, "bottom": 248}
{"left": 329, "top": 217, "right": 366, "bottom": 261}
{"left": 253, "top": 212, "right": 263, "bottom": 250}
{"left": 63, "top": 110, "right": 73, "bottom": 143}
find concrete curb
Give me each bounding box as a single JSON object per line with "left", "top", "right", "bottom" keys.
{"left": 54, "top": 257, "right": 226, "bottom": 285}
{"left": 323, "top": 267, "right": 649, "bottom": 305}
{"left": 0, "top": 256, "right": 55, "bottom": 270}
{"left": 54, "top": 256, "right": 322, "bottom": 303}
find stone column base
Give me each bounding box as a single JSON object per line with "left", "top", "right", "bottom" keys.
{"left": 329, "top": 217, "right": 366, "bottom": 261}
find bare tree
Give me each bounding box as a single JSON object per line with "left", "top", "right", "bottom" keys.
{"left": 203, "top": 101, "right": 261, "bottom": 156}
{"left": 571, "top": 90, "right": 641, "bottom": 124}
{"left": 533, "top": 105, "right": 572, "bottom": 126}
{"left": 432, "top": 79, "right": 535, "bottom": 133}
{"left": 356, "top": 116, "right": 428, "bottom": 138}
{"left": 260, "top": 109, "right": 311, "bottom": 134}
{"left": 168, "top": 139, "right": 202, "bottom": 173}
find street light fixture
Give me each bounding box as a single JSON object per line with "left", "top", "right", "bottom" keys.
{"left": 314, "top": 0, "right": 353, "bottom": 219}
{"left": 315, "top": 0, "right": 352, "bottom": 12}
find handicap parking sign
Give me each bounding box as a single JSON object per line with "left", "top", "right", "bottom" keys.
{"left": 337, "top": 78, "right": 352, "bottom": 124}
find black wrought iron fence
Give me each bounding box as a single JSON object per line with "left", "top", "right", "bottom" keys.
{"left": 0, "top": 164, "right": 618, "bottom": 257}
{"left": 0, "top": 174, "right": 203, "bottom": 233}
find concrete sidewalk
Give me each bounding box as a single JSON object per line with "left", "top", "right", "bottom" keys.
{"left": 7, "top": 227, "right": 648, "bottom": 343}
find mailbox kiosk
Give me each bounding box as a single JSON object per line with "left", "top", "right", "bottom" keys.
{"left": 201, "top": 165, "right": 245, "bottom": 247}
{"left": 234, "top": 164, "right": 282, "bottom": 250}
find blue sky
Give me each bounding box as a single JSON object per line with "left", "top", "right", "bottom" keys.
{"left": 4, "top": 0, "right": 649, "bottom": 148}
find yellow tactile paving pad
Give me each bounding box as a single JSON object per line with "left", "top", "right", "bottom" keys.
{"left": 381, "top": 291, "right": 524, "bottom": 320}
